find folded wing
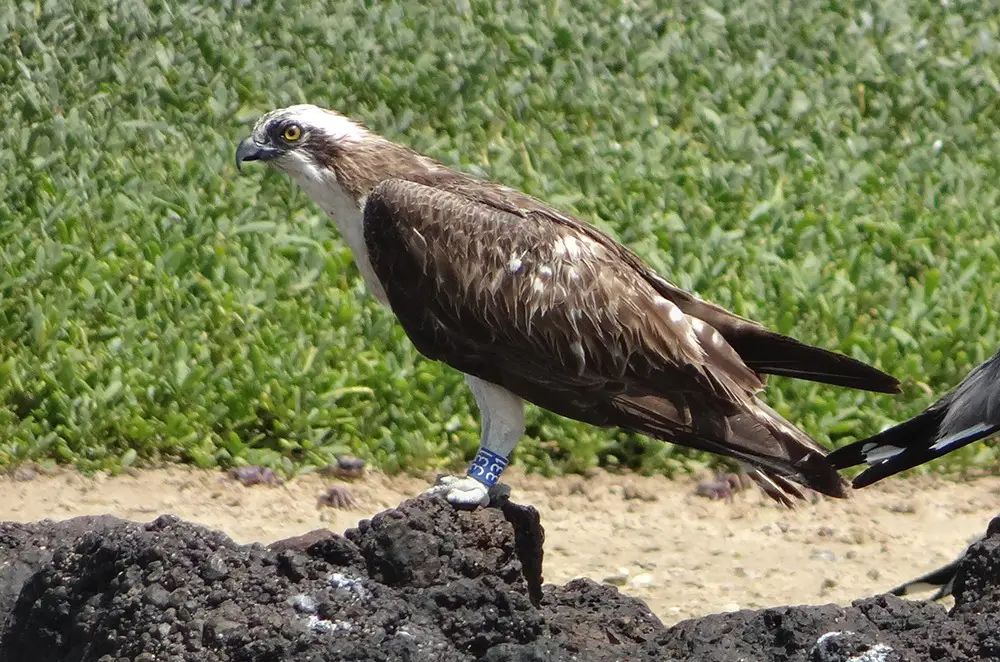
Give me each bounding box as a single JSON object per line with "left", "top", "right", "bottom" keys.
{"left": 363, "top": 178, "right": 849, "bottom": 499}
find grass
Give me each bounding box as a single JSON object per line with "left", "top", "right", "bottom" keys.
{"left": 1, "top": 0, "right": 999, "bottom": 481}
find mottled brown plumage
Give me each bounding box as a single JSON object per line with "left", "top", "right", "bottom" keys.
{"left": 362, "top": 178, "right": 891, "bottom": 499}
{"left": 236, "top": 104, "right": 902, "bottom": 505}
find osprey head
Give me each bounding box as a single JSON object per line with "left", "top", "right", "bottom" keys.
{"left": 234, "top": 104, "right": 370, "bottom": 174}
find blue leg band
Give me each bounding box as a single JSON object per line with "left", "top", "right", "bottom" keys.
{"left": 466, "top": 448, "right": 509, "bottom": 488}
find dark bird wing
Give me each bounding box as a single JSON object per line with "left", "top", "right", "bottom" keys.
{"left": 889, "top": 555, "right": 964, "bottom": 600}
{"left": 742, "top": 466, "right": 808, "bottom": 507}
{"left": 890, "top": 515, "right": 1000, "bottom": 600}
{"left": 402, "top": 171, "right": 899, "bottom": 395}
{"left": 654, "top": 286, "right": 900, "bottom": 394}
{"left": 363, "top": 178, "right": 848, "bottom": 500}
{"left": 828, "top": 349, "right": 1000, "bottom": 488}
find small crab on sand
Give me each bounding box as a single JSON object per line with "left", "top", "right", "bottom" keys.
{"left": 317, "top": 484, "right": 358, "bottom": 510}
{"left": 694, "top": 471, "right": 754, "bottom": 503}
{"left": 229, "top": 465, "right": 282, "bottom": 487}
{"left": 315, "top": 455, "right": 366, "bottom": 509}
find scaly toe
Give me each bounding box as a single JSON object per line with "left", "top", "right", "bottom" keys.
{"left": 424, "top": 475, "right": 489, "bottom": 508}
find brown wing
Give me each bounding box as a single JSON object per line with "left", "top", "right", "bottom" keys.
{"left": 363, "top": 178, "right": 845, "bottom": 498}
{"left": 425, "top": 176, "right": 899, "bottom": 394}
{"left": 648, "top": 283, "right": 900, "bottom": 393}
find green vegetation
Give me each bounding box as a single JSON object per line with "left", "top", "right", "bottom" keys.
{"left": 2, "top": 0, "right": 999, "bottom": 480}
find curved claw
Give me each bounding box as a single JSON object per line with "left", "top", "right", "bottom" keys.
{"left": 424, "top": 475, "right": 490, "bottom": 508}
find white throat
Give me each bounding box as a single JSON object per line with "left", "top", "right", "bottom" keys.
{"left": 279, "top": 153, "right": 389, "bottom": 305}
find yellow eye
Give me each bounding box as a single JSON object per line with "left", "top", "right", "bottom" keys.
{"left": 283, "top": 124, "right": 302, "bottom": 141}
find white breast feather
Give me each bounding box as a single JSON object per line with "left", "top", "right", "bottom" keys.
{"left": 277, "top": 151, "right": 389, "bottom": 305}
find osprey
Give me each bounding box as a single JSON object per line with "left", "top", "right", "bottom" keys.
{"left": 829, "top": 346, "right": 1000, "bottom": 487}
{"left": 235, "top": 104, "right": 900, "bottom": 508}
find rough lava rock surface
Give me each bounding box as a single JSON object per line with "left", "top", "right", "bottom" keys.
{"left": 1, "top": 497, "right": 999, "bottom": 662}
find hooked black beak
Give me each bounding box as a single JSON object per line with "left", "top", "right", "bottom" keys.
{"left": 235, "top": 136, "right": 281, "bottom": 171}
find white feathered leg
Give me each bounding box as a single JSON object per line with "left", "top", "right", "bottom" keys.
{"left": 425, "top": 375, "right": 525, "bottom": 507}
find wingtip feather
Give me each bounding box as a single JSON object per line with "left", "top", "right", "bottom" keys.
{"left": 834, "top": 419, "right": 999, "bottom": 488}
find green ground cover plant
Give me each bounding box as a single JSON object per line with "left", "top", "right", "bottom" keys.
{"left": 1, "top": 0, "right": 998, "bottom": 480}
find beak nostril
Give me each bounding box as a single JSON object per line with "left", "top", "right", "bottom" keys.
{"left": 235, "top": 137, "right": 260, "bottom": 171}
{"left": 235, "top": 136, "right": 280, "bottom": 171}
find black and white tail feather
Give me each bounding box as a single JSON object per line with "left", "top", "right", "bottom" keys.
{"left": 829, "top": 349, "right": 1000, "bottom": 488}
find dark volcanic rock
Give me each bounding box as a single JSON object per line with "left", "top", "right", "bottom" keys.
{"left": 2, "top": 500, "right": 1000, "bottom": 661}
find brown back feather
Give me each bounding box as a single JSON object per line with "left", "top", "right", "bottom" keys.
{"left": 362, "top": 178, "right": 847, "bottom": 500}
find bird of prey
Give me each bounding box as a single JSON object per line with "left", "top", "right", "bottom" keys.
{"left": 235, "top": 104, "right": 900, "bottom": 508}
{"left": 829, "top": 347, "right": 1000, "bottom": 488}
